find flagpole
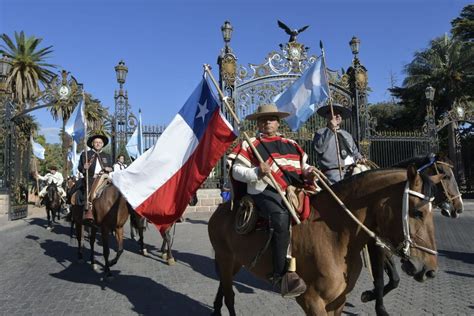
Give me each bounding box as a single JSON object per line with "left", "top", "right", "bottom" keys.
{"left": 82, "top": 91, "right": 89, "bottom": 212}
{"left": 320, "top": 41, "right": 343, "bottom": 180}
{"left": 34, "top": 157, "right": 40, "bottom": 207}
{"left": 203, "top": 64, "right": 301, "bottom": 225}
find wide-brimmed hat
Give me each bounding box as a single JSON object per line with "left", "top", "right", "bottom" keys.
{"left": 317, "top": 103, "right": 352, "bottom": 120}
{"left": 87, "top": 134, "right": 109, "bottom": 148}
{"left": 245, "top": 104, "right": 290, "bottom": 121}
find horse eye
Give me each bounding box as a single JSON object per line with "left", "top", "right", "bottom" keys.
{"left": 412, "top": 209, "right": 424, "bottom": 219}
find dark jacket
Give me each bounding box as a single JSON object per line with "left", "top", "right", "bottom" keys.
{"left": 78, "top": 150, "right": 112, "bottom": 178}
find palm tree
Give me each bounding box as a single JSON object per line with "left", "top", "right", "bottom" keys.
{"left": 391, "top": 35, "right": 474, "bottom": 124}
{"left": 451, "top": 4, "right": 474, "bottom": 42}
{"left": 84, "top": 93, "right": 110, "bottom": 135}
{"left": 0, "top": 31, "right": 56, "bottom": 108}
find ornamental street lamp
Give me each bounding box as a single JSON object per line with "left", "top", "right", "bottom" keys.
{"left": 221, "top": 21, "right": 233, "bottom": 53}
{"left": 349, "top": 36, "right": 360, "bottom": 57}
{"left": 114, "top": 60, "right": 130, "bottom": 160}
{"left": 0, "top": 54, "right": 13, "bottom": 93}
{"left": 424, "top": 85, "right": 438, "bottom": 152}
{"left": 425, "top": 85, "right": 435, "bottom": 101}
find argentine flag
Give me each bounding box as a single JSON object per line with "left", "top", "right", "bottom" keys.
{"left": 65, "top": 97, "right": 86, "bottom": 143}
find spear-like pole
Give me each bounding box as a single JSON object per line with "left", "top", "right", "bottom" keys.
{"left": 320, "top": 41, "right": 343, "bottom": 179}
{"left": 203, "top": 64, "right": 301, "bottom": 224}
{"left": 82, "top": 92, "right": 89, "bottom": 212}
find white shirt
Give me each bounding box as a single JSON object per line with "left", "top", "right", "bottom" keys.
{"left": 38, "top": 172, "right": 64, "bottom": 186}
{"left": 113, "top": 162, "right": 127, "bottom": 172}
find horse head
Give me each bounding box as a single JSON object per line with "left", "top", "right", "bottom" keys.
{"left": 398, "top": 165, "right": 440, "bottom": 283}
{"left": 432, "top": 153, "right": 463, "bottom": 217}
{"left": 46, "top": 182, "right": 60, "bottom": 208}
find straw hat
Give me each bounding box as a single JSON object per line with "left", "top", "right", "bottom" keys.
{"left": 245, "top": 104, "right": 290, "bottom": 121}
{"left": 316, "top": 103, "right": 352, "bottom": 120}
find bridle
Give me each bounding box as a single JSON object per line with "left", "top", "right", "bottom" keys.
{"left": 396, "top": 181, "right": 437, "bottom": 258}
{"left": 417, "top": 157, "right": 462, "bottom": 204}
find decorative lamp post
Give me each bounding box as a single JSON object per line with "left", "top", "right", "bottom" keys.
{"left": 0, "top": 54, "right": 13, "bottom": 93}
{"left": 424, "top": 85, "right": 438, "bottom": 152}
{"left": 114, "top": 60, "right": 129, "bottom": 160}
{"left": 0, "top": 54, "right": 12, "bottom": 192}
{"left": 349, "top": 36, "right": 360, "bottom": 57}
{"left": 221, "top": 21, "right": 233, "bottom": 53}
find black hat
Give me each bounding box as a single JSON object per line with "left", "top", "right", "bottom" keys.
{"left": 316, "top": 103, "right": 352, "bottom": 120}
{"left": 87, "top": 134, "right": 109, "bottom": 148}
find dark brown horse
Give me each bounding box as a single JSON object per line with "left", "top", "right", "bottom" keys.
{"left": 361, "top": 154, "right": 463, "bottom": 316}
{"left": 208, "top": 166, "right": 441, "bottom": 315}
{"left": 43, "top": 183, "right": 62, "bottom": 230}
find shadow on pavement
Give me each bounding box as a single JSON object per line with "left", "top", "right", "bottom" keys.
{"left": 173, "top": 250, "right": 272, "bottom": 293}
{"left": 438, "top": 249, "right": 474, "bottom": 265}
{"left": 51, "top": 265, "right": 212, "bottom": 315}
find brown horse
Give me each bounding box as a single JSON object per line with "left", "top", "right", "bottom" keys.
{"left": 208, "top": 166, "right": 440, "bottom": 315}
{"left": 91, "top": 184, "right": 133, "bottom": 279}
{"left": 43, "top": 183, "right": 62, "bottom": 230}
{"left": 361, "top": 153, "right": 464, "bottom": 316}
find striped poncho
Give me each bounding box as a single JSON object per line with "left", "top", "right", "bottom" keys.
{"left": 229, "top": 134, "right": 310, "bottom": 191}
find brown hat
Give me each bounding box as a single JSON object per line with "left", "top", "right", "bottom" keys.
{"left": 245, "top": 104, "right": 290, "bottom": 121}
{"left": 316, "top": 103, "right": 352, "bottom": 120}
{"left": 87, "top": 134, "right": 109, "bottom": 148}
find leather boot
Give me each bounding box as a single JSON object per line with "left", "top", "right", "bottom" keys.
{"left": 279, "top": 271, "right": 307, "bottom": 298}
{"left": 83, "top": 203, "right": 94, "bottom": 226}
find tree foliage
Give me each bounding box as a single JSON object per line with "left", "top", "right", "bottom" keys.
{"left": 0, "top": 31, "right": 56, "bottom": 108}
{"left": 451, "top": 4, "right": 474, "bottom": 42}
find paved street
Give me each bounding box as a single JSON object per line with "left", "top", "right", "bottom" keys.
{"left": 0, "top": 202, "right": 473, "bottom": 316}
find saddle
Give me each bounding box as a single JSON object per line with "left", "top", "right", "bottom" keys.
{"left": 234, "top": 185, "right": 316, "bottom": 235}
{"left": 70, "top": 174, "right": 111, "bottom": 206}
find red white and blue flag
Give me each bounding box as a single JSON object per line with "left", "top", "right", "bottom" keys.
{"left": 112, "top": 77, "right": 237, "bottom": 232}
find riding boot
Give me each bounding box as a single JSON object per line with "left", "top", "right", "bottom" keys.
{"left": 83, "top": 203, "right": 94, "bottom": 226}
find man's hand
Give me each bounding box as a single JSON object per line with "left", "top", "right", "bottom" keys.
{"left": 304, "top": 166, "right": 317, "bottom": 181}
{"left": 104, "top": 167, "right": 113, "bottom": 172}
{"left": 357, "top": 157, "right": 368, "bottom": 164}
{"left": 258, "top": 162, "right": 271, "bottom": 178}
{"left": 83, "top": 162, "right": 91, "bottom": 170}
{"left": 329, "top": 117, "right": 339, "bottom": 130}
{"left": 34, "top": 172, "right": 38, "bottom": 179}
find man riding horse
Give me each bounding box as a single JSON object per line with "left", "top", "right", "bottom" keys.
{"left": 36, "top": 165, "right": 66, "bottom": 205}
{"left": 229, "top": 104, "right": 316, "bottom": 298}
{"left": 77, "top": 134, "right": 113, "bottom": 224}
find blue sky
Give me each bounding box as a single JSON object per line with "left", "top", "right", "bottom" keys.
{"left": 1, "top": 0, "right": 470, "bottom": 143}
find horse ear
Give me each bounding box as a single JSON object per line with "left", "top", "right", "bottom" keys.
{"left": 407, "top": 164, "right": 420, "bottom": 186}
{"left": 429, "top": 173, "right": 445, "bottom": 184}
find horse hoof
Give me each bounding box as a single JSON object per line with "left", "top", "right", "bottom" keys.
{"left": 46, "top": 226, "right": 52, "bottom": 231}
{"left": 92, "top": 264, "right": 99, "bottom": 271}
{"left": 361, "top": 290, "right": 375, "bottom": 303}
{"left": 161, "top": 253, "right": 168, "bottom": 260}
{"left": 167, "top": 258, "right": 176, "bottom": 265}
{"left": 142, "top": 249, "right": 148, "bottom": 256}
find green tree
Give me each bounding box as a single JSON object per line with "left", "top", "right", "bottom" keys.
{"left": 0, "top": 31, "right": 56, "bottom": 108}
{"left": 451, "top": 4, "right": 474, "bottom": 42}
{"left": 368, "top": 102, "right": 412, "bottom": 130}
{"left": 391, "top": 35, "right": 474, "bottom": 126}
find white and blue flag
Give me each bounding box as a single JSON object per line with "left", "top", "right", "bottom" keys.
{"left": 31, "top": 137, "right": 45, "bottom": 160}
{"left": 126, "top": 110, "right": 144, "bottom": 160}
{"left": 65, "top": 97, "right": 86, "bottom": 143}
{"left": 274, "top": 58, "right": 330, "bottom": 131}
{"left": 67, "top": 140, "right": 81, "bottom": 177}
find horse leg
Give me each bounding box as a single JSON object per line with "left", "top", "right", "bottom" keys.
{"left": 360, "top": 242, "right": 388, "bottom": 316}
{"left": 382, "top": 254, "right": 400, "bottom": 296}
{"left": 160, "top": 233, "right": 168, "bottom": 260}
{"left": 46, "top": 208, "right": 52, "bottom": 230}
{"left": 76, "top": 221, "right": 84, "bottom": 263}
{"left": 296, "top": 287, "right": 328, "bottom": 315}
{"left": 212, "top": 253, "right": 240, "bottom": 316}
{"left": 89, "top": 226, "right": 98, "bottom": 271}
{"left": 165, "top": 227, "right": 175, "bottom": 265}
{"left": 138, "top": 226, "right": 147, "bottom": 256}
{"left": 109, "top": 226, "right": 124, "bottom": 267}
{"left": 102, "top": 227, "right": 112, "bottom": 279}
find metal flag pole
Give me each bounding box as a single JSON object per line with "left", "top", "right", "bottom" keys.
{"left": 320, "top": 41, "right": 343, "bottom": 180}
{"left": 203, "top": 64, "right": 301, "bottom": 225}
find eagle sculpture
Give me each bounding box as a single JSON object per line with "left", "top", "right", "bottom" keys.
{"left": 277, "top": 20, "right": 309, "bottom": 42}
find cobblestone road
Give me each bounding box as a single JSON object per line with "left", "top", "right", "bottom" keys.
{"left": 0, "top": 202, "right": 473, "bottom": 315}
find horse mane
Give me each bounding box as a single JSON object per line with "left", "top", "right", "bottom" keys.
{"left": 393, "top": 155, "right": 432, "bottom": 168}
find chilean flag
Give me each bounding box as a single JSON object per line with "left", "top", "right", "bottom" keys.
{"left": 112, "top": 77, "right": 237, "bottom": 232}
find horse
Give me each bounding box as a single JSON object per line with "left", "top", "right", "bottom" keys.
{"left": 92, "top": 183, "right": 141, "bottom": 279}
{"left": 208, "top": 166, "right": 441, "bottom": 315}
{"left": 43, "top": 182, "right": 62, "bottom": 230}
{"left": 158, "top": 223, "right": 176, "bottom": 265}
{"left": 361, "top": 153, "right": 464, "bottom": 316}
{"left": 66, "top": 177, "right": 98, "bottom": 269}
{"left": 129, "top": 209, "right": 149, "bottom": 256}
